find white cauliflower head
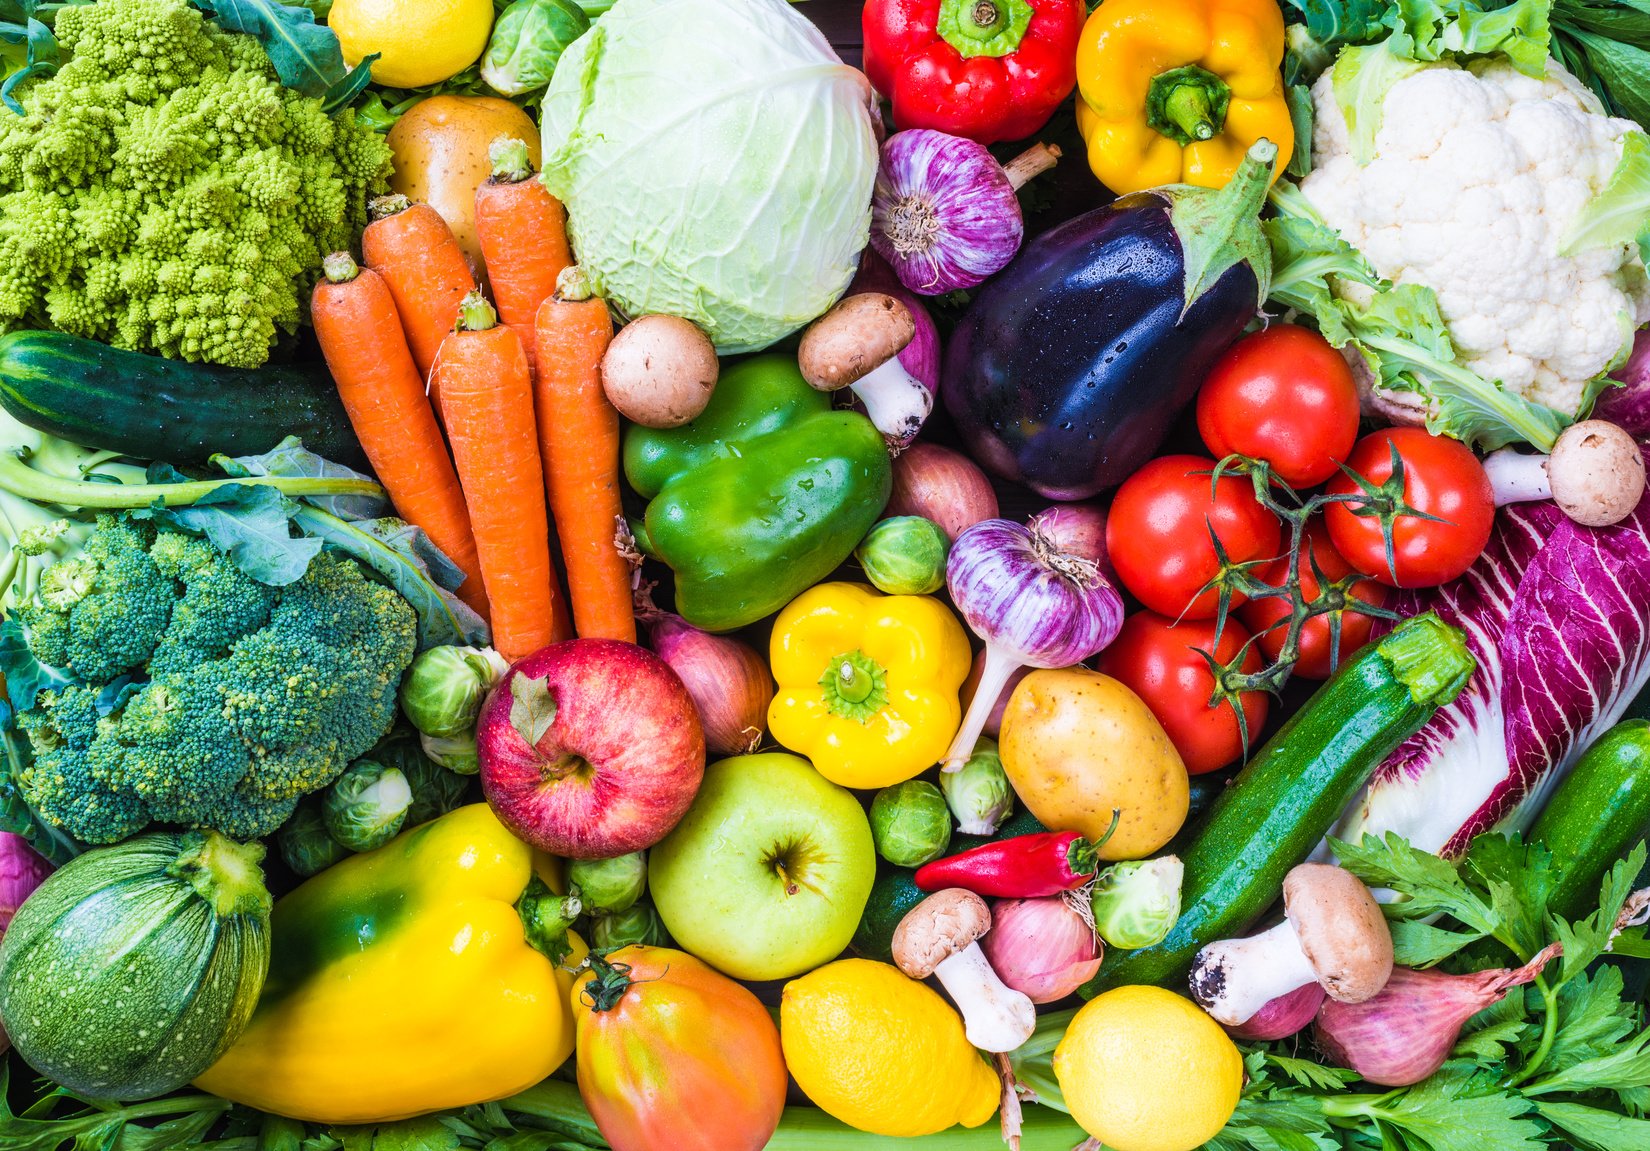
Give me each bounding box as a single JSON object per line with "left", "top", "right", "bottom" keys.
{"left": 1302, "top": 57, "right": 1650, "bottom": 414}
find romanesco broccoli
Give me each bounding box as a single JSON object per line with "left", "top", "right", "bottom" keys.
{"left": 0, "top": 0, "right": 393, "bottom": 368}
{"left": 10, "top": 517, "right": 417, "bottom": 843}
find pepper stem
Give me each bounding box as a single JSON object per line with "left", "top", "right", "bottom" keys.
{"left": 1145, "top": 65, "right": 1233, "bottom": 147}
{"left": 935, "top": 0, "right": 1034, "bottom": 59}
{"left": 518, "top": 876, "right": 581, "bottom": 965}
{"left": 818, "top": 649, "right": 890, "bottom": 723}
{"left": 1002, "top": 143, "right": 1062, "bottom": 192}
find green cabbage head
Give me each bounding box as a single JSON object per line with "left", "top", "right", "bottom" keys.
{"left": 540, "top": 0, "right": 878, "bottom": 352}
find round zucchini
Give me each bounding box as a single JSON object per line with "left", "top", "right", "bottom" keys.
{"left": 0, "top": 830, "right": 272, "bottom": 1099}
{"left": 1530, "top": 719, "right": 1650, "bottom": 921}
{"left": 0, "top": 330, "right": 364, "bottom": 465}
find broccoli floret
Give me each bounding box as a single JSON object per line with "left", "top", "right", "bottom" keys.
{"left": 0, "top": 0, "right": 392, "bottom": 367}
{"left": 10, "top": 518, "right": 419, "bottom": 844}
{"left": 18, "top": 516, "right": 172, "bottom": 682}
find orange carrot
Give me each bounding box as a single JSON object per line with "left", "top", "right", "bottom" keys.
{"left": 311, "top": 253, "right": 490, "bottom": 624}
{"left": 474, "top": 137, "right": 573, "bottom": 367}
{"left": 361, "top": 195, "right": 477, "bottom": 406}
{"left": 434, "top": 291, "right": 570, "bottom": 661}
{"left": 534, "top": 268, "right": 636, "bottom": 644}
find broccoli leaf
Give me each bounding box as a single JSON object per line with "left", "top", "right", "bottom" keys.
{"left": 222, "top": 437, "right": 390, "bottom": 522}
{"left": 0, "top": 615, "right": 72, "bottom": 709}
{"left": 148, "top": 484, "right": 323, "bottom": 587}
{"left": 290, "top": 507, "right": 488, "bottom": 650}
{"left": 195, "top": 0, "right": 352, "bottom": 98}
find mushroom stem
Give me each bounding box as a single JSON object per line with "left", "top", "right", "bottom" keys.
{"left": 851, "top": 357, "right": 934, "bottom": 452}
{"left": 1483, "top": 419, "right": 1645, "bottom": 527}
{"left": 933, "top": 941, "right": 1038, "bottom": 1053}
{"left": 1190, "top": 918, "right": 1319, "bottom": 1026}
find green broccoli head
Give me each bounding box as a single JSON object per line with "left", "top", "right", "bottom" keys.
{"left": 12, "top": 518, "right": 419, "bottom": 844}
{"left": 0, "top": 0, "right": 393, "bottom": 367}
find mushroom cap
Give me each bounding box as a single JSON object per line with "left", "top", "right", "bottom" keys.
{"left": 891, "top": 888, "right": 991, "bottom": 979}
{"left": 600, "top": 314, "right": 719, "bottom": 429}
{"left": 1548, "top": 420, "right": 1646, "bottom": 528}
{"left": 1281, "top": 864, "right": 1393, "bottom": 1004}
{"left": 798, "top": 292, "right": 915, "bottom": 393}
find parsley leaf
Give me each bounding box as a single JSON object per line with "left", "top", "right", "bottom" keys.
{"left": 1265, "top": 1053, "right": 1361, "bottom": 1091}
{"left": 1535, "top": 1101, "right": 1650, "bottom": 1151}
{"left": 1331, "top": 1068, "right": 1546, "bottom": 1151}
{"left": 1554, "top": 842, "right": 1649, "bottom": 981}
{"left": 1331, "top": 833, "right": 1500, "bottom": 935}
{"left": 1523, "top": 1028, "right": 1650, "bottom": 1099}
{"left": 1538, "top": 964, "right": 1639, "bottom": 1076}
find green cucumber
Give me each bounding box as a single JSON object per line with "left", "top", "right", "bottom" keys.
{"left": 1082, "top": 613, "right": 1475, "bottom": 997}
{"left": 1530, "top": 719, "right": 1650, "bottom": 921}
{"left": 0, "top": 829, "right": 272, "bottom": 1099}
{"left": 0, "top": 330, "right": 363, "bottom": 465}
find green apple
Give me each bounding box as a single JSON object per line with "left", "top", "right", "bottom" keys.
{"left": 650, "top": 752, "right": 875, "bottom": 981}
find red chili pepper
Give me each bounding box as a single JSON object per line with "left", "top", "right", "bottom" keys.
{"left": 914, "top": 822, "right": 1116, "bottom": 898}
{"left": 862, "top": 0, "right": 1084, "bottom": 145}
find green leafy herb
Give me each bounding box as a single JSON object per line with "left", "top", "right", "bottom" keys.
{"left": 195, "top": 0, "right": 356, "bottom": 98}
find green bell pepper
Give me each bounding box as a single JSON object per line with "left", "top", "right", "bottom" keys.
{"left": 623, "top": 355, "right": 892, "bottom": 633}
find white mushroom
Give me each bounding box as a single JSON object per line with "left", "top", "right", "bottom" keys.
{"left": 892, "top": 888, "right": 1036, "bottom": 1053}
{"left": 798, "top": 293, "right": 932, "bottom": 450}
{"left": 600, "top": 314, "right": 719, "bottom": 429}
{"left": 1483, "top": 419, "right": 1645, "bottom": 527}
{"left": 1189, "top": 864, "right": 1394, "bottom": 1028}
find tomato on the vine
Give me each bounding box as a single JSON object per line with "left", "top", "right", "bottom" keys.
{"left": 1238, "top": 518, "right": 1392, "bottom": 680}
{"left": 1094, "top": 612, "right": 1269, "bottom": 775}
{"left": 1325, "top": 428, "right": 1494, "bottom": 588}
{"left": 1196, "top": 326, "right": 1361, "bottom": 488}
{"left": 1106, "top": 455, "right": 1282, "bottom": 619}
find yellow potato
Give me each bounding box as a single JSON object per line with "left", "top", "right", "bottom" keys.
{"left": 388, "top": 96, "right": 542, "bottom": 276}
{"left": 998, "top": 668, "right": 1189, "bottom": 860}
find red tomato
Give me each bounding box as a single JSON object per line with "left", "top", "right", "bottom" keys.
{"left": 1196, "top": 325, "right": 1361, "bottom": 487}
{"left": 1325, "top": 428, "right": 1494, "bottom": 588}
{"left": 1094, "top": 612, "right": 1269, "bottom": 775}
{"left": 1106, "top": 454, "right": 1283, "bottom": 619}
{"left": 1238, "top": 518, "right": 1392, "bottom": 680}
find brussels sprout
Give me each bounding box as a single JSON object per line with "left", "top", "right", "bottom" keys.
{"left": 855, "top": 516, "right": 950, "bottom": 596}
{"left": 869, "top": 780, "right": 952, "bottom": 867}
{"left": 568, "top": 852, "right": 647, "bottom": 915}
{"left": 1090, "top": 855, "right": 1184, "bottom": 950}
{"left": 322, "top": 759, "right": 414, "bottom": 853}
{"left": 591, "top": 901, "right": 670, "bottom": 952}
{"left": 480, "top": 0, "right": 591, "bottom": 97}
{"left": 421, "top": 730, "right": 481, "bottom": 776}
{"left": 939, "top": 737, "right": 1013, "bottom": 836}
{"left": 373, "top": 733, "right": 473, "bottom": 827}
{"left": 277, "top": 801, "right": 351, "bottom": 878}
{"left": 399, "top": 646, "right": 506, "bottom": 739}
{"left": 518, "top": 876, "right": 582, "bottom": 964}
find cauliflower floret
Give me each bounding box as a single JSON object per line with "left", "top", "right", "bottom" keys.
{"left": 1302, "top": 57, "right": 1650, "bottom": 414}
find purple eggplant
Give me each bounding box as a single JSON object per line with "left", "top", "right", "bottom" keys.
{"left": 942, "top": 141, "right": 1279, "bottom": 500}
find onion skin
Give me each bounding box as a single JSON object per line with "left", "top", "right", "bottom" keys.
{"left": 1315, "top": 944, "right": 1561, "bottom": 1087}
{"left": 642, "top": 612, "right": 775, "bottom": 757}
{"left": 1226, "top": 982, "right": 1325, "bottom": 1041}
{"left": 980, "top": 896, "right": 1102, "bottom": 1004}
{"left": 1027, "top": 502, "right": 1112, "bottom": 584}
{"left": 887, "top": 442, "right": 999, "bottom": 542}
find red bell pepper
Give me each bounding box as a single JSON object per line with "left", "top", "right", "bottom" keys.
{"left": 862, "top": 0, "right": 1085, "bottom": 145}
{"left": 914, "top": 827, "right": 1114, "bottom": 898}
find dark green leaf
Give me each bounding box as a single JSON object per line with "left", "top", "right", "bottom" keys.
{"left": 1331, "top": 833, "right": 1499, "bottom": 933}
{"left": 1540, "top": 964, "right": 1640, "bottom": 1075}
{"left": 1612, "top": 924, "right": 1650, "bottom": 957}
{"left": 1264, "top": 1053, "right": 1361, "bottom": 1090}
{"left": 1523, "top": 1028, "right": 1650, "bottom": 1097}
{"left": 1390, "top": 917, "right": 1487, "bottom": 966}
{"left": 154, "top": 484, "right": 322, "bottom": 586}
{"left": 1554, "top": 841, "right": 1649, "bottom": 981}
{"left": 0, "top": 614, "right": 73, "bottom": 709}
{"left": 1285, "top": 83, "right": 1315, "bottom": 178}
{"left": 321, "top": 54, "right": 377, "bottom": 114}
{"left": 1536, "top": 1101, "right": 1650, "bottom": 1151}
{"left": 1465, "top": 833, "right": 1555, "bottom": 958}
{"left": 1355, "top": 1068, "right": 1545, "bottom": 1151}
{"left": 1569, "top": 29, "right": 1650, "bottom": 127}
{"left": 195, "top": 0, "right": 349, "bottom": 97}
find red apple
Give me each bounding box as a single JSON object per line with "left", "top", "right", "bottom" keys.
{"left": 478, "top": 638, "right": 706, "bottom": 858}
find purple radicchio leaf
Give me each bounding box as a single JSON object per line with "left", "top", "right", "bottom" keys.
{"left": 1334, "top": 446, "right": 1650, "bottom": 857}
{"left": 1596, "top": 328, "right": 1650, "bottom": 438}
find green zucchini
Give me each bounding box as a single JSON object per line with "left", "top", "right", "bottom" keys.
{"left": 0, "top": 330, "right": 363, "bottom": 465}
{"left": 1081, "top": 612, "right": 1475, "bottom": 997}
{"left": 1530, "top": 719, "right": 1650, "bottom": 921}
{"left": 0, "top": 830, "right": 272, "bottom": 1099}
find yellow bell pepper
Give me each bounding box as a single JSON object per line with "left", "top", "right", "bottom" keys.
{"left": 1075, "top": 0, "right": 1293, "bottom": 194}
{"left": 768, "top": 582, "right": 972, "bottom": 790}
{"left": 196, "top": 805, "right": 587, "bottom": 1123}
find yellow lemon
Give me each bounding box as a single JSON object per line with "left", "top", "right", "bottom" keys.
{"left": 330, "top": 0, "right": 493, "bottom": 89}
{"left": 1054, "top": 985, "right": 1243, "bottom": 1151}
{"left": 781, "top": 959, "right": 1000, "bottom": 1137}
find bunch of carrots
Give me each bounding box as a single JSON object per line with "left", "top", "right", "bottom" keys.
{"left": 311, "top": 137, "right": 636, "bottom": 661}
